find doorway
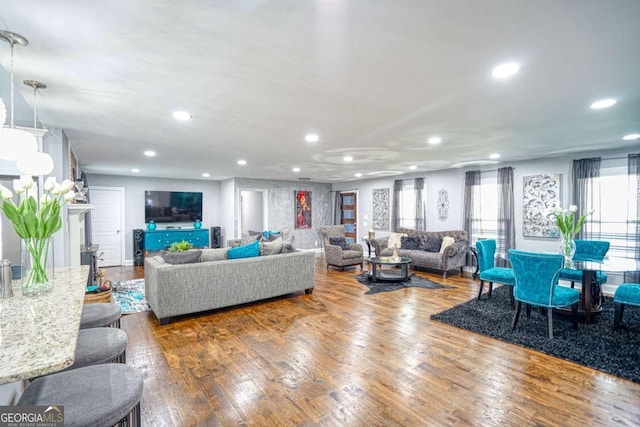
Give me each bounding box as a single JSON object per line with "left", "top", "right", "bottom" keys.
{"left": 91, "top": 186, "right": 125, "bottom": 267}
{"left": 239, "top": 189, "right": 268, "bottom": 236}
{"left": 339, "top": 192, "right": 357, "bottom": 244}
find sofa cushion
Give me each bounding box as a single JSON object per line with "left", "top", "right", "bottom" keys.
{"left": 241, "top": 234, "right": 261, "bottom": 246}
{"left": 260, "top": 238, "right": 283, "bottom": 256}
{"left": 281, "top": 234, "right": 296, "bottom": 253}
{"left": 401, "top": 236, "right": 421, "bottom": 250}
{"left": 163, "top": 250, "right": 202, "bottom": 265}
{"left": 200, "top": 248, "right": 227, "bottom": 262}
{"left": 439, "top": 236, "right": 456, "bottom": 253}
{"left": 228, "top": 240, "right": 260, "bottom": 259}
{"left": 388, "top": 232, "right": 407, "bottom": 249}
{"left": 423, "top": 236, "right": 443, "bottom": 252}
{"left": 329, "top": 237, "right": 349, "bottom": 250}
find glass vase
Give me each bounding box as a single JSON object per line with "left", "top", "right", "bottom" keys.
{"left": 559, "top": 236, "right": 576, "bottom": 264}
{"left": 21, "top": 237, "right": 54, "bottom": 296}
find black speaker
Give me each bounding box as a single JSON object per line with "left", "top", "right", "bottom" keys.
{"left": 133, "top": 229, "right": 144, "bottom": 266}
{"left": 211, "top": 226, "right": 222, "bottom": 248}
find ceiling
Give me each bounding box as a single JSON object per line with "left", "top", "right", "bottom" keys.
{"left": 0, "top": 1, "right": 639, "bottom": 183}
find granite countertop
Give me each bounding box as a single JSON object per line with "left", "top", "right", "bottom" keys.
{"left": 0, "top": 266, "right": 89, "bottom": 384}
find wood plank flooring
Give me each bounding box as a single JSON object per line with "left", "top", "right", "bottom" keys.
{"left": 105, "top": 257, "right": 640, "bottom": 426}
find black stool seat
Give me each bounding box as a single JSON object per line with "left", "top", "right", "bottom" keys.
{"left": 64, "top": 328, "right": 128, "bottom": 371}
{"left": 18, "top": 364, "right": 143, "bottom": 427}
{"left": 80, "top": 303, "right": 122, "bottom": 329}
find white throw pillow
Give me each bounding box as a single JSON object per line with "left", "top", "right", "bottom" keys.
{"left": 439, "top": 236, "right": 456, "bottom": 253}
{"left": 388, "top": 232, "right": 408, "bottom": 249}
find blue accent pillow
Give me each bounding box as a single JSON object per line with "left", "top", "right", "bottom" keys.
{"left": 227, "top": 240, "right": 260, "bottom": 259}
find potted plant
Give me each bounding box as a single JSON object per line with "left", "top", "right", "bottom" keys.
{"left": 169, "top": 240, "right": 194, "bottom": 252}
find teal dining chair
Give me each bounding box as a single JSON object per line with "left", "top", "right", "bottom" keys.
{"left": 509, "top": 249, "right": 580, "bottom": 339}
{"left": 558, "top": 240, "right": 610, "bottom": 288}
{"left": 476, "top": 240, "right": 515, "bottom": 305}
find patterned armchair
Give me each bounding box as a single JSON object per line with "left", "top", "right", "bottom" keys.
{"left": 559, "top": 240, "right": 610, "bottom": 287}
{"left": 320, "top": 225, "right": 364, "bottom": 271}
{"left": 509, "top": 249, "right": 580, "bottom": 339}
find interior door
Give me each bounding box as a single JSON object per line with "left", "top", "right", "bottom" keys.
{"left": 340, "top": 192, "right": 357, "bottom": 244}
{"left": 91, "top": 187, "right": 124, "bottom": 267}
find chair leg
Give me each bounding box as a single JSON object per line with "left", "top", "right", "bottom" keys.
{"left": 614, "top": 303, "right": 624, "bottom": 331}
{"left": 571, "top": 302, "right": 578, "bottom": 330}
{"left": 487, "top": 283, "right": 493, "bottom": 298}
{"left": 509, "top": 287, "right": 515, "bottom": 309}
{"left": 477, "top": 280, "right": 484, "bottom": 300}
{"left": 512, "top": 301, "right": 521, "bottom": 330}
{"left": 570, "top": 281, "right": 575, "bottom": 289}
{"left": 525, "top": 304, "right": 531, "bottom": 318}
{"left": 547, "top": 309, "right": 554, "bottom": 339}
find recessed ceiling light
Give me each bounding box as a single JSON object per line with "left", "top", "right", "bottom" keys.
{"left": 144, "top": 150, "right": 156, "bottom": 157}
{"left": 202, "top": 173, "right": 210, "bottom": 178}
{"left": 355, "top": 173, "right": 362, "bottom": 177}
{"left": 489, "top": 153, "right": 501, "bottom": 160}
{"left": 492, "top": 62, "right": 520, "bottom": 79}
{"left": 622, "top": 133, "right": 640, "bottom": 141}
{"left": 343, "top": 156, "right": 353, "bottom": 162}
{"left": 409, "top": 165, "right": 417, "bottom": 170}
{"left": 292, "top": 167, "right": 301, "bottom": 172}
{"left": 590, "top": 99, "right": 617, "bottom": 109}
{"left": 305, "top": 133, "right": 319, "bottom": 143}
{"left": 237, "top": 159, "right": 247, "bottom": 166}
{"left": 131, "top": 168, "right": 140, "bottom": 173}
{"left": 427, "top": 137, "right": 442, "bottom": 145}
{"left": 172, "top": 111, "right": 191, "bottom": 121}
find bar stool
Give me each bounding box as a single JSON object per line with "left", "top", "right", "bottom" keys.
{"left": 80, "top": 303, "right": 122, "bottom": 329}
{"left": 18, "top": 364, "right": 143, "bottom": 427}
{"left": 63, "top": 328, "right": 128, "bottom": 371}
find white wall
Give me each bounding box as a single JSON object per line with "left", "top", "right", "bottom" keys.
{"left": 241, "top": 190, "right": 264, "bottom": 233}
{"left": 87, "top": 174, "right": 222, "bottom": 263}
{"left": 220, "top": 178, "right": 236, "bottom": 247}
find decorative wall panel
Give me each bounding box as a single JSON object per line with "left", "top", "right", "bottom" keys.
{"left": 522, "top": 173, "right": 561, "bottom": 238}
{"left": 372, "top": 188, "right": 389, "bottom": 230}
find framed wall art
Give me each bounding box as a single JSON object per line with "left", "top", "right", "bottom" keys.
{"left": 522, "top": 173, "right": 561, "bottom": 238}
{"left": 372, "top": 188, "right": 389, "bottom": 230}
{"left": 295, "top": 190, "right": 312, "bottom": 229}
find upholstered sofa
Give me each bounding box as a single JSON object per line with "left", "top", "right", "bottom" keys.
{"left": 144, "top": 249, "right": 315, "bottom": 324}
{"left": 370, "top": 228, "right": 469, "bottom": 278}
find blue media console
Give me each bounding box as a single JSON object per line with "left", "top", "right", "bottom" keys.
{"left": 143, "top": 228, "right": 210, "bottom": 251}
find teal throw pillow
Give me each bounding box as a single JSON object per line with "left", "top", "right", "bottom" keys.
{"left": 227, "top": 240, "right": 260, "bottom": 259}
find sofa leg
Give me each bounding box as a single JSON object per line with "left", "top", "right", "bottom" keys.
{"left": 442, "top": 271, "right": 447, "bottom": 279}
{"left": 159, "top": 317, "right": 170, "bottom": 325}
{"left": 305, "top": 288, "right": 313, "bottom": 295}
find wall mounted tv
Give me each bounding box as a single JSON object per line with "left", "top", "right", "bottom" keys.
{"left": 145, "top": 191, "right": 203, "bottom": 223}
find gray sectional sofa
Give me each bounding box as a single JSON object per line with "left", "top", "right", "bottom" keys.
{"left": 371, "top": 228, "right": 469, "bottom": 278}
{"left": 144, "top": 249, "right": 315, "bottom": 324}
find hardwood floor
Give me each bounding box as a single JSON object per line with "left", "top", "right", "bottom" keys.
{"left": 105, "top": 258, "right": 640, "bottom": 426}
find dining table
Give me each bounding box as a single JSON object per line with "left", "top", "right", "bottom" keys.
{"left": 563, "top": 256, "right": 640, "bottom": 324}
{"left": 0, "top": 266, "right": 89, "bottom": 385}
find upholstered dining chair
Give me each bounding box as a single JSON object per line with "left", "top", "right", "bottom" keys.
{"left": 613, "top": 282, "right": 640, "bottom": 331}
{"left": 476, "top": 239, "right": 515, "bottom": 305}
{"left": 509, "top": 249, "right": 580, "bottom": 339}
{"left": 320, "top": 225, "right": 364, "bottom": 271}
{"left": 558, "top": 239, "right": 610, "bottom": 288}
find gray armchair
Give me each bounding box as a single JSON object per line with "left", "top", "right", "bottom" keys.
{"left": 320, "top": 225, "right": 364, "bottom": 271}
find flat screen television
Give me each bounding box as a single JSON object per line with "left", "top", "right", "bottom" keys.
{"left": 145, "top": 191, "right": 203, "bottom": 223}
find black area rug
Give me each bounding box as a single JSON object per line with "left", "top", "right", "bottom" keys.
{"left": 354, "top": 272, "right": 452, "bottom": 295}
{"left": 431, "top": 285, "right": 640, "bottom": 383}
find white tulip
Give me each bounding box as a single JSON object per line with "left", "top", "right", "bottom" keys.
{"left": 12, "top": 177, "right": 27, "bottom": 193}
{"left": 569, "top": 205, "right": 578, "bottom": 212}
{"left": 0, "top": 184, "right": 12, "bottom": 200}
{"left": 44, "top": 176, "right": 57, "bottom": 192}
{"left": 63, "top": 190, "right": 75, "bottom": 202}
{"left": 52, "top": 183, "right": 62, "bottom": 195}
{"left": 60, "top": 179, "right": 74, "bottom": 192}
{"left": 41, "top": 193, "right": 51, "bottom": 204}
{"left": 553, "top": 207, "right": 563, "bottom": 214}
{"left": 588, "top": 209, "right": 595, "bottom": 215}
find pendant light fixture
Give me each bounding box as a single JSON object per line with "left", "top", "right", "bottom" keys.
{"left": 0, "top": 30, "right": 38, "bottom": 162}
{"left": 18, "top": 79, "right": 53, "bottom": 176}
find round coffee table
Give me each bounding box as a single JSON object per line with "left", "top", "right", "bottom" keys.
{"left": 368, "top": 256, "right": 412, "bottom": 282}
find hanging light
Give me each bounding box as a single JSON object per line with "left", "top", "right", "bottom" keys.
{"left": 0, "top": 30, "right": 38, "bottom": 161}
{"left": 17, "top": 79, "right": 53, "bottom": 175}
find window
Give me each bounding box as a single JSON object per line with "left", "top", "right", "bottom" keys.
{"left": 469, "top": 172, "right": 499, "bottom": 245}
{"left": 582, "top": 160, "right": 639, "bottom": 259}
{"left": 393, "top": 178, "right": 426, "bottom": 230}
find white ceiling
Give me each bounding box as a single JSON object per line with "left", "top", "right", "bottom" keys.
{"left": 1, "top": 1, "right": 639, "bottom": 183}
